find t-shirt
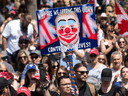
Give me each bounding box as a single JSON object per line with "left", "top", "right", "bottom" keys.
{"left": 98, "top": 84, "right": 118, "bottom": 96}
{"left": 111, "top": 68, "right": 121, "bottom": 82}
{"left": 87, "top": 64, "right": 107, "bottom": 82}
{"left": 2, "top": 19, "right": 33, "bottom": 54}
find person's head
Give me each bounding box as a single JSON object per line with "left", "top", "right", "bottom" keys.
{"left": 111, "top": 51, "right": 122, "bottom": 70}
{"left": 0, "top": 72, "right": 13, "bottom": 96}
{"left": 0, "top": 62, "right": 11, "bottom": 73}
{"left": 120, "top": 67, "right": 128, "bottom": 80}
{"left": 19, "top": 35, "right": 30, "bottom": 49}
{"left": 109, "top": 30, "right": 118, "bottom": 43}
{"left": 74, "top": 63, "right": 88, "bottom": 82}
{"left": 41, "top": 56, "right": 53, "bottom": 76}
{"left": 98, "top": 52, "right": 108, "bottom": 67}
{"left": 58, "top": 76, "right": 72, "bottom": 95}
{"left": 55, "top": 12, "right": 80, "bottom": 46}
{"left": 17, "top": 49, "right": 31, "bottom": 72}
{"left": 113, "top": 87, "right": 128, "bottom": 96}
{"left": 20, "top": 14, "right": 31, "bottom": 31}
{"left": 89, "top": 49, "right": 99, "bottom": 64}
{"left": 99, "top": 13, "right": 109, "bottom": 26}
{"left": 30, "top": 50, "right": 42, "bottom": 64}
{"left": 1, "top": 51, "right": 8, "bottom": 63}
{"left": 56, "top": 66, "right": 69, "bottom": 79}
{"left": 104, "top": 24, "right": 112, "bottom": 37}
{"left": 24, "top": 63, "right": 38, "bottom": 86}
{"left": 125, "top": 55, "right": 128, "bottom": 67}
{"left": 117, "top": 36, "right": 127, "bottom": 48}
{"left": 17, "top": 87, "right": 31, "bottom": 96}
{"left": 101, "top": 68, "right": 112, "bottom": 87}
{"left": 51, "top": 60, "right": 59, "bottom": 74}
{"left": 106, "top": 5, "right": 113, "bottom": 17}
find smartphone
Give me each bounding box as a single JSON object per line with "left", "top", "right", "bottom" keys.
{"left": 38, "top": 64, "right": 46, "bottom": 81}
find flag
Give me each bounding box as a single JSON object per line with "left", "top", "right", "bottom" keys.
{"left": 115, "top": 1, "right": 128, "bottom": 38}
{"left": 82, "top": 11, "right": 97, "bottom": 40}
{"left": 39, "top": 13, "right": 59, "bottom": 49}
{"left": 88, "top": 0, "right": 99, "bottom": 8}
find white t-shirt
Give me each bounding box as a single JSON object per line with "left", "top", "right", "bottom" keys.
{"left": 2, "top": 19, "right": 33, "bottom": 54}
{"left": 87, "top": 64, "right": 107, "bottom": 82}
{"left": 111, "top": 68, "right": 121, "bottom": 82}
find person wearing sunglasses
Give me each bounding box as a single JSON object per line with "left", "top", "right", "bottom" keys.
{"left": 74, "top": 63, "right": 97, "bottom": 96}
{"left": 30, "top": 50, "right": 42, "bottom": 65}
{"left": 11, "top": 35, "right": 30, "bottom": 68}
{"left": 87, "top": 49, "right": 107, "bottom": 83}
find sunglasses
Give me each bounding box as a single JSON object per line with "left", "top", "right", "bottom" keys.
{"left": 98, "top": 58, "right": 105, "bottom": 61}
{"left": 119, "top": 41, "right": 125, "bottom": 44}
{"left": 58, "top": 72, "right": 67, "bottom": 75}
{"left": 20, "top": 41, "right": 28, "bottom": 44}
{"left": 2, "top": 56, "right": 8, "bottom": 60}
{"left": 31, "top": 56, "right": 38, "bottom": 59}
{"left": 76, "top": 71, "right": 89, "bottom": 75}
{"left": 108, "top": 11, "right": 112, "bottom": 13}
{"left": 19, "top": 56, "right": 27, "bottom": 59}
{"left": 0, "top": 70, "right": 7, "bottom": 72}
{"left": 52, "top": 65, "right": 59, "bottom": 69}
{"left": 101, "top": 18, "right": 107, "bottom": 20}
{"left": 90, "top": 54, "right": 97, "bottom": 58}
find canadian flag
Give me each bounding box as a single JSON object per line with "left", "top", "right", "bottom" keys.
{"left": 115, "top": 1, "right": 128, "bottom": 38}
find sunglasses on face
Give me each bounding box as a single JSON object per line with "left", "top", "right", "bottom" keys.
{"left": 0, "top": 70, "right": 7, "bottom": 72}
{"left": 119, "top": 41, "right": 125, "bottom": 44}
{"left": 31, "top": 56, "right": 38, "bottom": 59}
{"left": 101, "top": 18, "right": 107, "bottom": 20}
{"left": 90, "top": 54, "right": 97, "bottom": 58}
{"left": 2, "top": 56, "right": 8, "bottom": 60}
{"left": 108, "top": 11, "right": 112, "bottom": 13}
{"left": 76, "top": 71, "right": 89, "bottom": 75}
{"left": 19, "top": 56, "right": 27, "bottom": 59}
{"left": 52, "top": 65, "right": 59, "bottom": 69}
{"left": 98, "top": 58, "right": 105, "bottom": 61}
{"left": 20, "top": 41, "right": 28, "bottom": 44}
{"left": 58, "top": 72, "right": 67, "bottom": 76}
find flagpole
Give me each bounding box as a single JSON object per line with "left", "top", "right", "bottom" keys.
{"left": 69, "top": 55, "right": 77, "bottom": 95}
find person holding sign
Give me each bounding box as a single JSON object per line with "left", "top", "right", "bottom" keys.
{"left": 55, "top": 12, "right": 80, "bottom": 52}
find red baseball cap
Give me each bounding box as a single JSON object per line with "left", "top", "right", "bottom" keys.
{"left": 17, "top": 87, "right": 31, "bottom": 96}
{"left": 89, "top": 49, "right": 99, "bottom": 55}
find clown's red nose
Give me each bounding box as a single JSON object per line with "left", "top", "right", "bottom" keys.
{"left": 64, "top": 27, "right": 70, "bottom": 33}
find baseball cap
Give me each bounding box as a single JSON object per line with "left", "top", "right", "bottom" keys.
{"left": 1, "top": 51, "right": 7, "bottom": 58}
{"left": 26, "top": 63, "right": 38, "bottom": 72}
{"left": 89, "top": 49, "right": 99, "bottom": 55}
{"left": 0, "top": 72, "right": 14, "bottom": 89}
{"left": 19, "top": 35, "right": 29, "bottom": 41}
{"left": 30, "top": 50, "right": 41, "bottom": 56}
{"left": 17, "top": 87, "right": 31, "bottom": 96}
{"left": 101, "top": 68, "right": 112, "bottom": 82}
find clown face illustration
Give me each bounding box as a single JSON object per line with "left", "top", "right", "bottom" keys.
{"left": 55, "top": 12, "right": 80, "bottom": 46}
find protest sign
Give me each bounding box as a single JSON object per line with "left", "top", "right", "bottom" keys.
{"left": 36, "top": 4, "right": 97, "bottom": 55}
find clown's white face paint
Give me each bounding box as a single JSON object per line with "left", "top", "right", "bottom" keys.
{"left": 56, "top": 14, "right": 80, "bottom": 46}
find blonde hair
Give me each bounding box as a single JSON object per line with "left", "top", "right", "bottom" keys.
{"left": 0, "top": 62, "right": 12, "bottom": 73}
{"left": 17, "top": 49, "right": 31, "bottom": 72}
{"left": 55, "top": 11, "right": 79, "bottom": 26}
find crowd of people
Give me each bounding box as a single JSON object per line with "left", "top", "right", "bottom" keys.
{"left": 0, "top": 0, "right": 128, "bottom": 96}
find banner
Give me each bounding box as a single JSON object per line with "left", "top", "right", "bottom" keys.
{"left": 36, "top": 4, "right": 97, "bottom": 55}
{"left": 115, "top": 1, "right": 128, "bottom": 38}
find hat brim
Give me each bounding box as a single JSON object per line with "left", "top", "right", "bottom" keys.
{"left": 101, "top": 77, "right": 111, "bottom": 82}
{"left": 0, "top": 78, "right": 13, "bottom": 89}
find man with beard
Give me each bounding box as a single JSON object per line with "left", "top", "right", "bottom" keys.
{"left": 74, "top": 63, "right": 97, "bottom": 96}
{"left": 2, "top": 13, "right": 33, "bottom": 63}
